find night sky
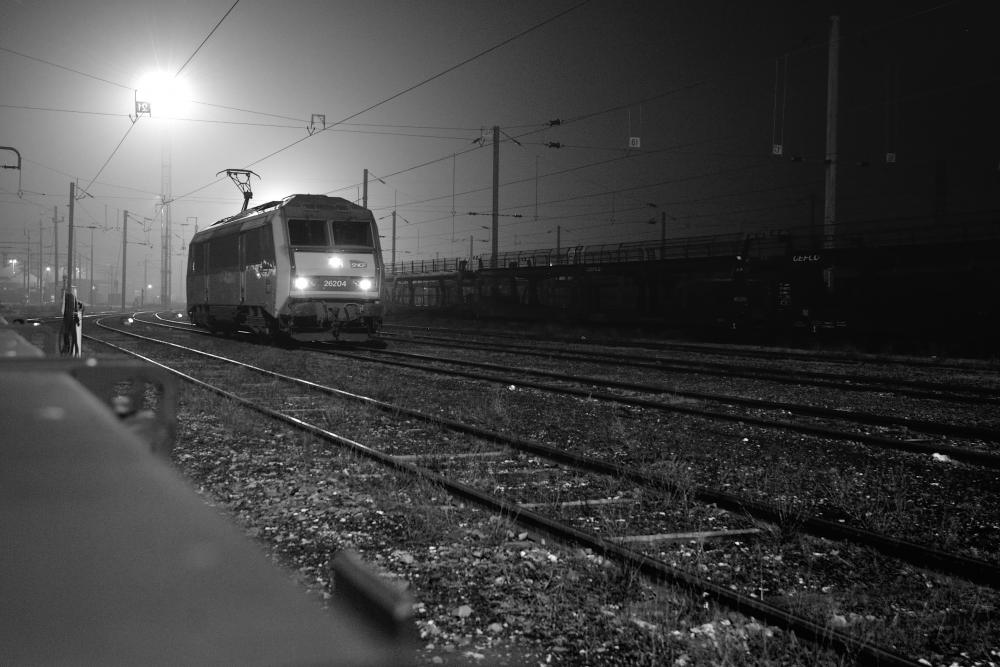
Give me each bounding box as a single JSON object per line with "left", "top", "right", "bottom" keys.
{"left": 1, "top": 0, "right": 996, "bottom": 298}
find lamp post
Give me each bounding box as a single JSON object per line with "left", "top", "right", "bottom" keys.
{"left": 136, "top": 71, "right": 191, "bottom": 307}
{"left": 5, "top": 257, "right": 22, "bottom": 302}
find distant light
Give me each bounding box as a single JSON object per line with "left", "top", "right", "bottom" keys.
{"left": 135, "top": 71, "right": 192, "bottom": 117}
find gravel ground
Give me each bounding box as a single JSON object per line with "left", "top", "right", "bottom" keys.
{"left": 172, "top": 390, "right": 846, "bottom": 666}
{"left": 12, "top": 308, "right": 999, "bottom": 664}
{"left": 158, "top": 322, "right": 1000, "bottom": 666}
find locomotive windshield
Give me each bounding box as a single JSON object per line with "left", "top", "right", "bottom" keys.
{"left": 331, "top": 219, "right": 373, "bottom": 247}
{"left": 288, "top": 219, "right": 328, "bottom": 246}
{"left": 287, "top": 218, "right": 373, "bottom": 247}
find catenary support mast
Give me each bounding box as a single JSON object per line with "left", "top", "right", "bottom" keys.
{"left": 823, "top": 15, "right": 840, "bottom": 248}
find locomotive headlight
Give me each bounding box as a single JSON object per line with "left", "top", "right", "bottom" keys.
{"left": 293, "top": 276, "right": 311, "bottom": 290}
{"left": 358, "top": 278, "right": 373, "bottom": 291}
{"left": 328, "top": 256, "right": 344, "bottom": 269}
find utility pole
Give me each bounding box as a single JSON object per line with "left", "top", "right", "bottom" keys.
{"left": 67, "top": 182, "right": 75, "bottom": 294}
{"left": 161, "top": 126, "right": 172, "bottom": 306}
{"left": 660, "top": 212, "right": 666, "bottom": 260}
{"left": 37, "top": 218, "right": 43, "bottom": 305}
{"left": 363, "top": 168, "right": 369, "bottom": 209}
{"left": 823, "top": 15, "right": 840, "bottom": 249}
{"left": 491, "top": 125, "right": 499, "bottom": 269}
{"left": 534, "top": 155, "right": 539, "bottom": 222}
{"left": 24, "top": 240, "right": 30, "bottom": 297}
{"left": 89, "top": 227, "right": 95, "bottom": 304}
{"left": 391, "top": 209, "right": 397, "bottom": 270}
{"left": 52, "top": 206, "right": 61, "bottom": 304}
{"left": 121, "top": 210, "right": 128, "bottom": 312}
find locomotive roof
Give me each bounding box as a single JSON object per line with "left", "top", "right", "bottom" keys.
{"left": 209, "top": 194, "right": 366, "bottom": 227}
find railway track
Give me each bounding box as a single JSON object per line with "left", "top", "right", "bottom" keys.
{"left": 83, "top": 315, "right": 1000, "bottom": 665}
{"left": 333, "top": 345, "right": 1000, "bottom": 468}
{"left": 381, "top": 329, "right": 1000, "bottom": 406}
{"left": 382, "top": 322, "right": 1000, "bottom": 372}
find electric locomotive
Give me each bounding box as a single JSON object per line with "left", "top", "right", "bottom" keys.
{"left": 187, "top": 194, "right": 384, "bottom": 342}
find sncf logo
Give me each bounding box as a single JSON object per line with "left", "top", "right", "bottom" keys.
{"left": 350, "top": 260, "right": 368, "bottom": 268}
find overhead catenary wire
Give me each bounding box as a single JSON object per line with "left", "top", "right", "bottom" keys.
{"left": 0, "top": 104, "right": 484, "bottom": 142}
{"left": 500, "top": 0, "right": 965, "bottom": 155}
{"left": 369, "top": 158, "right": 820, "bottom": 243}
{"left": 175, "top": 0, "right": 240, "bottom": 77}
{"left": 399, "top": 191, "right": 816, "bottom": 254}
{"left": 261, "top": 2, "right": 991, "bottom": 256}
{"left": 171, "top": 0, "right": 592, "bottom": 204}
{"left": 0, "top": 45, "right": 132, "bottom": 90}
{"left": 77, "top": 1, "right": 242, "bottom": 202}
{"left": 194, "top": 2, "right": 989, "bottom": 216}
{"left": 82, "top": 121, "right": 141, "bottom": 196}
{"left": 366, "top": 134, "right": 770, "bottom": 218}
{"left": 2, "top": 0, "right": 976, "bottom": 258}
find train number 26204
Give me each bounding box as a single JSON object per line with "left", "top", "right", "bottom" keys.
{"left": 323, "top": 279, "right": 348, "bottom": 288}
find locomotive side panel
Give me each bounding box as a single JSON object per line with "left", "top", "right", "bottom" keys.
{"left": 186, "top": 242, "right": 206, "bottom": 312}
{"left": 241, "top": 218, "right": 278, "bottom": 315}
{"left": 206, "top": 231, "right": 241, "bottom": 307}
{"left": 187, "top": 211, "right": 268, "bottom": 333}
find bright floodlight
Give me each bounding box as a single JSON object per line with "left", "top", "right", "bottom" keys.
{"left": 135, "top": 71, "right": 192, "bottom": 117}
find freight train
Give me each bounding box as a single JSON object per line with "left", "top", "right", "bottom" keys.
{"left": 186, "top": 194, "right": 384, "bottom": 343}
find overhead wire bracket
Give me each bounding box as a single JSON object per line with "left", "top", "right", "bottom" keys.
{"left": 130, "top": 90, "right": 152, "bottom": 124}
{"left": 307, "top": 113, "right": 326, "bottom": 136}
{"left": 1, "top": 146, "right": 23, "bottom": 196}
{"left": 74, "top": 181, "right": 94, "bottom": 201}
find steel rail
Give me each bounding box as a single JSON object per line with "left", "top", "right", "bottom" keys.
{"left": 384, "top": 331, "right": 1000, "bottom": 405}
{"left": 360, "top": 348, "right": 1000, "bottom": 441}
{"left": 336, "top": 348, "right": 1000, "bottom": 468}
{"left": 381, "top": 323, "right": 999, "bottom": 371}
{"left": 85, "top": 320, "right": 1000, "bottom": 590}
{"left": 84, "top": 325, "right": 921, "bottom": 667}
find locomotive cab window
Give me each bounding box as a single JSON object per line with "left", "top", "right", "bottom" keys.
{"left": 208, "top": 233, "right": 239, "bottom": 270}
{"left": 331, "top": 219, "right": 373, "bottom": 247}
{"left": 243, "top": 225, "right": 275, "bottom": 266}
{"left": 288, "top": 219, "right": 329, "bottom": 246}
